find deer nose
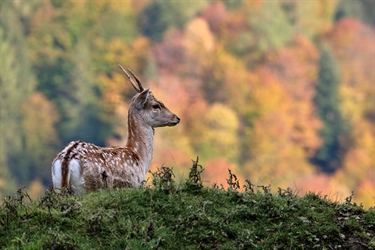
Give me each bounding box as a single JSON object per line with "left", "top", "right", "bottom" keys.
{"left": 170, "top": 116, "right": 180, "bottom": 126}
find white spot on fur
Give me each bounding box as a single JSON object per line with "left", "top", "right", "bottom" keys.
{"left": 52, "top": 160, "right": 62, "bottom": 193}
{"left": 69, "top": 160, "right": 85, "bottom": 195}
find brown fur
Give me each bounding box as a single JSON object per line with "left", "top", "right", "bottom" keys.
{"left": 61, "top": 140, "right": 81, "bottom": 193}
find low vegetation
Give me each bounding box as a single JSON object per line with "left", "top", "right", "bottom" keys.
{"left": 1, "top": 159, "right": 374, "bottom": 249}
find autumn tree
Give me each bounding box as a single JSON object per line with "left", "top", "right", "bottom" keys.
{"left": 14, "top": 93, "right": 60, "bottom": 185}
{"left": 28, "top": 0, "right": 142, "bottom": 146}
{"left": 248, "top": 0, "right": 293, "bottom": 52}
{"left": 280, "top": 0, "right": 338, "bottom": 38}
{"left": 192, "top": 103, "right": 240, "bottom": 163}
{"left": 238, "top": 35, "right": 322, "bottom": 186}
{"left": 139, "top": 0, "right": 209, "bottom": 42}
{"left": 0, "top": 1, "right": 37, "bottom": 195}
{"left": 200, "top": 1, "right": 228, "bottom": 35}
{"left": 262, "top": 35, "right": 322, "bottom": 156}
{"left": 312, "top": 44, "right": 348, "bottom": 173}
{"left": 325, "top": 18, "right": 375, "bottom": 125}
{"left": 226, "top": 0, "right": 290, "bottom": 68}
{"left": 243, "top": 74, "right": 315, "bottom": 188}
{"left": 325, "top": 18, "right": 375, "bottom": 205}
{"left": 335, "top": 0, "right": 375, "bottom": 26}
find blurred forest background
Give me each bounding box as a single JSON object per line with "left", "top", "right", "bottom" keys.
{"left": 0, "top": 0, "right": 374, "bottom": 207}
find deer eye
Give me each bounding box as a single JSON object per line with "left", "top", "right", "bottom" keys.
{"left": 152, "top": 104, "right": 160, "bottom": 110}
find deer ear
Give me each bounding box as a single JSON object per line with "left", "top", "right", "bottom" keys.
{"left": 135, "top": 87, "right": 151, "bottom": 109}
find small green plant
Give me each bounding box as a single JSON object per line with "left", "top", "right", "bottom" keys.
{"left": 42, "top": 227, "right": 77, "bottom": 250}
{"left": 345, "top": 191, "right": 355, "bottom": 205}
{"left": 243, "top": 179, "right": 255, "bottom": 193}
{"left": 39, "top": 187, "right": 82, "bottom": 218}
{"left": 277, "top": 187, "right": 295, "bottom": 198}
{"left": 1, "top": 187, "right": 31, "bottom": 230}
{"left": 258, "top": 184, "right": 272, "bottom": 195}
{"left": 226, "top": 169, "right": 240, "bottom": 191}
{"left": 184, "top": 156, "right": 205, "bottom": 192}
{"left": 86, "top": 209, "right": 106, "bottom": 234}
{"left": 149, "top": 164, "right": 175, "bottom": 193}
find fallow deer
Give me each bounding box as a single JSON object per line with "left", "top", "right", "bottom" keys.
{"left": 51, "top": 65, "right": 180, "bottom": 194}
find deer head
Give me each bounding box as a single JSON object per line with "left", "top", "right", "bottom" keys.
{"left": 119, "top": 65, "right": 180, "bottom": 129}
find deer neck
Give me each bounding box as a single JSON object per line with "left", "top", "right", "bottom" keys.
{"left": 125, "top": 112, "right": 154, "bottom": 174}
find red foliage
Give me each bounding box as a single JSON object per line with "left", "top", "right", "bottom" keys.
{"left": 153, "top": 29, "right": 186, "bottom": 73}
{"left": 200, "top": 1, "right": 228, "bottom": 34}
{"left": 325, "top": 18, "right": 375, "bottom": 60}
{"left": 218, "top": 10, "right": 249, "bottom": 41}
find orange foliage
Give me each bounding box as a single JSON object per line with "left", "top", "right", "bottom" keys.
{"left": 69, "top": 0, "right": 134, "bottom": 18}
{"left": 202, "top": 159, "right": 241, "bottom": 188}
{"left": 243, "top": 68, "right": 316, "bottom": 188}
{"left": 191, "top": 103, "right": 240, "bottom": 162}
{"left": 102, "top": 36, "right": 150, "bottom": 74}
{"left": 28, "top": 1, "right": 56, "bottom": 31}
{"left": 324, "top": 18, "right": 375, "bottom": 207}
{"left": 150, "top": 149, "right": 193, "bottom": 183}
{"left": 180, "top": 17, "right": 217, "bottom": 83}
{"left": 99, "top": 72, "right": 133, "bottom": 108}
{"left": 332, "top": 121, "right": 375, "bottom": 207}
{"left": 218, "top": 9, "right": 249, "bottom": 41}
{"left": 183, "top": 17, "right": 215, "bottom": 53}
{"left": 99, "top": 70, "right": 132, "bottom": 146}
{"left": 262, "top": 35, "right": 322, "bottom": 155}
{"left": 325, "top": 18, "right": 375, "bottom": 124}
{"left": 27, "top": 180, "right": 45, "bottom": 200}
{"left": 294, "top": 174, "right": 351, "bottom": 202}
{"left": 355, "top": 179, "right": 375, "bottom": 208}
{"left": 154, "top": 73, "right": 199, "bottom": 115}
{"left": 338, "top": 122, "right": 375, "bottom": 186}
{"left": 130, "top": 0, "right": 150, "bottom": 12}
{"left": 21, "top": 92, "right": 59, "bottom": 151}
{"left": 243, "top": 0, "right": 264, "bottom": 12}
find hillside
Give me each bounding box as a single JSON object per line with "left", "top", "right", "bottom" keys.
{"left": 2, "top": 0, "right": 374, "bottom": 207}
{"left": 1, "top": 163, "right": 374, "bottom": 249}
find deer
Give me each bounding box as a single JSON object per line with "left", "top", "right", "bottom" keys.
{"left": 51, "top": 65, "right": 180, "bottom": 195}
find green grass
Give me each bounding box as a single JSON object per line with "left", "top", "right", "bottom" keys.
{"left": 1, "top": 159, "right": 374, "bottom": 249}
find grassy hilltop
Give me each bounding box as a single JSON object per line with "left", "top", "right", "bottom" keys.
{"left": 1, "top": 161, "right": 374, "bottom": 249}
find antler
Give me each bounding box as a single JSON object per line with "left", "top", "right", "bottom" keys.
{"left": 127, "top": 68, "right": 144, "bottom": 92}
{"left": 119, "top": 65, "right": 144, "bottom": 93}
